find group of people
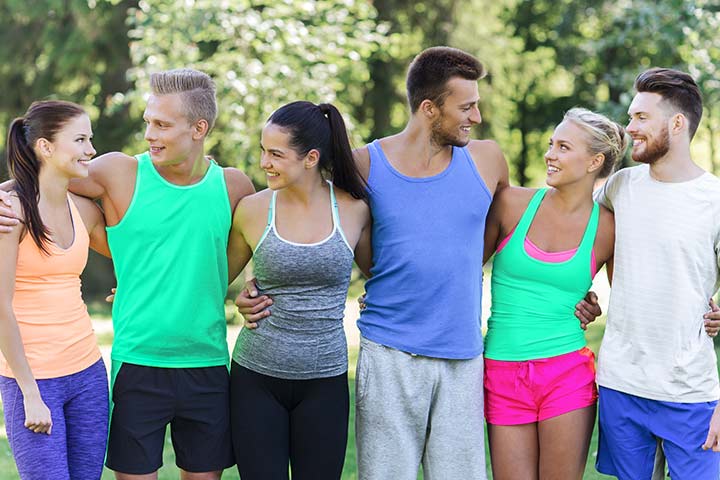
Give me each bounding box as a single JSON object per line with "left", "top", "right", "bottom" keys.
{"left": 0, "top": 45, "right": 718, "bottom": 480}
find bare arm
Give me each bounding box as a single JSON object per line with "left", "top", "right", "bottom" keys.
{"left": 227, "top": 200, "right": 254, "bottom": 284}
{"left": 0, "top": 198, "right": 52, "bottom": 434}
{"left": 0, "top": 182, "right": 20, "bottom": 231}
{"left": 354, "top": 216, "right": 373, "bottom": 278}
{"left": 70, "top": 194, "right": 111, "bottom": 258}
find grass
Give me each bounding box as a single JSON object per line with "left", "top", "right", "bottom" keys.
{"left": 1, "top": 318, "right": 717, "bottom": 479}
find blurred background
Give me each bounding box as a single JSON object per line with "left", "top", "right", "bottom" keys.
{"left": 1, "top": 0, "right": 719, "bottom": 306}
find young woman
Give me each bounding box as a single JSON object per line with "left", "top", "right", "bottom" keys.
{"left": 483, "top": 108, "right": 628, "bottom": 480}
{"left": 0, "top": 100, "right": 111, "bottom": 479}
{"left": 226, "top": 101, "right": 371, "bottom": 479}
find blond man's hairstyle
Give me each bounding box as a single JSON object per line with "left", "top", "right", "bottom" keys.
{"left": 150, "top": 68, "right": 218, "bottom": 132}
{"left": 563, "top": 107, "right": 629, "bottom": 178}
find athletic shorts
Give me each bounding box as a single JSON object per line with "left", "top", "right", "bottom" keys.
{"left": 484, "top": 347, "right": 597, "bottom": 425}
{"left": 596, "top": 386, "right": 720, "bottom": 480}
{"left": 106, "top": 363, "right": 234, "bottom": 475}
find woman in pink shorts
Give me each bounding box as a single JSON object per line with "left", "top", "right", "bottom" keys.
{"left": 483, "top": 108, "right": 627, "bottom": 479}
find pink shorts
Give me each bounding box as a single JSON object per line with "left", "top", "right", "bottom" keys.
{"left": 484, "top": 347, "right": 598, "bottom": 425}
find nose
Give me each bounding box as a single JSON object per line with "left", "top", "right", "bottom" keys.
{"left": 544, "top": 145, "right": 556, "bottom": 161}
{"left": 259, "top": 151, "right": 271, "bottom": 170}
{"left": 144, "top": 124, "right": 155, "bottom": 142}
{"left": 626, "top": 118, "right": 637, "bottom": 134}
{"left": 469, "top": 106, "right": 482, "bottom": 125}
{"left": 86, "top": 140, "right": 97, "bottom": 158}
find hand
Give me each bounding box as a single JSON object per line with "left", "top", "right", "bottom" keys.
{"left": 703, "top": 298, "right": 720, "bottom": 337}
{"left": 357, "top": 293, "right": 367, "bottom": 312}
{"left": 0, "top": 190, "right": 20, "bottom": 234}
{"left": 575, "top": 291, "right": 601, "bottom": 330}
{"left": 23, "top": 394, "right": 52, "bottom": 435}
{"left": 234, "top": 278, "right": 271, "bottom": 329}
{"left": 702, "top": 403, "right": 720, "bottom": 451}
{"left": 105, "top": 287, "right": 116, "bottom": 303}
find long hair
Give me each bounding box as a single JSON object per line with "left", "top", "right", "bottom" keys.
{"left": 267, "top": 101, "right": 368, "bottom": 200}
{"left": 6, "top": 100, "right": 86, "bottom": 254}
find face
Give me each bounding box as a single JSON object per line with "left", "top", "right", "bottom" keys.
{"left": 143, "top": 93, "right": 198, "bottom": 166}
{"left": 259, "top": 123, "right": 312, "bottom": 190}
{"left": 40, "top": 114, "right": 96, "bottom": 179}
{"left": 544, "top": 120, "right": 597, "bottom": 188}
{"left": 430, "top": 77, "right": 482, "bottom": 147}
{"left": 626, "top": 92, "right": 671, "bottom": 164}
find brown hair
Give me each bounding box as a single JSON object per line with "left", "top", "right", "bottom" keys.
{"left": 634, "top": 67, "right": 703, "bottom": 139}
{"left": 6, "top": 100, "right": 87, "bottom": 254}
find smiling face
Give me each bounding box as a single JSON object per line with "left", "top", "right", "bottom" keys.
{"left": 39, "top": 113, "right": 96, "bottom": 179}
{"left": 430, "top": 77, "right": 482, "bottom": 147}
{"left": 626, "top": 92, "right": 671, "bottom": 165}
{"left": 143, "top": 93, "right": 198, "bottom": 167}
{"left": 259, "top": 122, "right": 313, "bottom": 190}
{"left": 544, "top": 119, "right": 598, "bottom": 188}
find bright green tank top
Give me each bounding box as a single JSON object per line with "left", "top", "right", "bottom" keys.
{"left": 107, "top": 152, "right": 231, "bottom": 367}
{"left": 485, "top": 188, "right": 599, "bottom": 361}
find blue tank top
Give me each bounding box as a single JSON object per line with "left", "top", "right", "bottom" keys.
{"left": 358, "top": 140, "right": 492, "bottom": 359}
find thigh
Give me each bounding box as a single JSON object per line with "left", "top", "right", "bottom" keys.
{"left": 106, "top": 363, "right": 173, "bottom": 475}
{"left": 290, "top": 372, "right": 349, "bottom": 480}
{"left": 355, "top": 337, "right": 432, "bottom": 480}
{"left": 537, "top": 348, "right": 598, "bottom": 422}
{"left": 0, "top": 375, "right": 70, "bottom": 480}
{"left": 171, "top": 365, "right": 234, "bottom": 474}
{"left": 488, "top": 423, "right": 539, "bottom": 480}
{"left": 64, "top": 360, "right": 109, "bottom": 480}
{"left": 596, "top": 387, "right": 656, "bottom": 480}
{"left": 424, "top": 355, "right": 487, "bottom": 480}
{"left": 538, "top": 404, "right": 596, "bottom": 480}
{"left": 655, "top": 400, "right": 720, "bottom": 480}
{"left": 230, "top": 362, "right": 290, "bottom": 480}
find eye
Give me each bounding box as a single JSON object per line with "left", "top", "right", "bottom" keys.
{"left": 560, "top": 144, "right": 568, "bottom": 151}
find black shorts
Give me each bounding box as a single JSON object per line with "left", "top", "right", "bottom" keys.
{"left": 106, "top": 363, "right": 234, "bottom": 475}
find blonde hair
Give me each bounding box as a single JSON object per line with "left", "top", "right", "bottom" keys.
{"left": 150, "top": 68, "right": 217, "bottom": 132}
{"left": 563, "top": 107, "right": 629, "bottom": 178}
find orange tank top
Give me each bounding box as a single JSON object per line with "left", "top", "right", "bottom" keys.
{"left": 0, "top": 195, "right": 101, "bottom": 379}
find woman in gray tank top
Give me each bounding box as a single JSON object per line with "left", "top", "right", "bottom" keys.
{"left": 226, "top": 101, "right": 371, "bottom": 480}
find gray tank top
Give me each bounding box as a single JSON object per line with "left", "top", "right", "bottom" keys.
{"left": 232, "top": 182, "right": 355, "bottom": 379}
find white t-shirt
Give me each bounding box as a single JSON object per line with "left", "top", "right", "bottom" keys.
{"left": 595, "top": 164, "right": 720, "bottom": 402}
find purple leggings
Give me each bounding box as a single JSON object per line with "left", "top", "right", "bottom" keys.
{"left": 0, "top": 359, "right": 109, "bottom": 480}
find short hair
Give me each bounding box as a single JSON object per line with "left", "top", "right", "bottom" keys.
{"left": 563, "top": 108, "right": 629, "bottom": 178}
{"left": 150, "top": 68, "right": 218, "bottom": 132}
{"left": 634, "top": 67, "right": 703, "bottom": 139}
{"left": 406, "top": 46, "right": 486, "bottom": 113}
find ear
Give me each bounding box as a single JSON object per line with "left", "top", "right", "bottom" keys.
{"left": 192, "top": 119, "right": 210, "bottom": 140}
{"left": 670, "top": 113, "right": 686, "bottom": 136}
{"left": 34, "top": 138, "right": 54, "bottom": 159}
{"left": 588, "top": 152, "right": 605, "bottom": 174}
{"left": 419, "top": 99, "right": 438, "bottom": 119}
{"left": 304, "top": 149, "right": 320, "bottom": 169}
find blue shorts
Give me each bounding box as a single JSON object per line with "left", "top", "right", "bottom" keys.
{"left": 596, "top": 386, "right": 720, "bottom": 480}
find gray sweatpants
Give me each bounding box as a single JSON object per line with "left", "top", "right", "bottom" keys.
{"left": 355, "top": 337, "right": 487, "bottom": 480}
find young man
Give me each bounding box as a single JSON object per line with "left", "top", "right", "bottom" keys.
{"left": 1, "top": 69, "right": 254, "bottom": 479}
{"left": 593, "top": 68, "right": 720, "bottom": 479}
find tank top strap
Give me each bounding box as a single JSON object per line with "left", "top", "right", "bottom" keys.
{"left": 576, "top": 201, "right": 600, "bottom": 255}
{"left": 66, "top": 194, "right": 89, "bottom": 240}
{"left": 254, "top": 191, "right": 277, "bottom": 253}
{"left": 327, "top": 180, "right": 353, "bottom": 253}
{"left": 511, "top": 188, "right": 548, "bottom": 244}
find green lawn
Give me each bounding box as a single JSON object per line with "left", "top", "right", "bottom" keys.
{"left": 1, "top": 319, "right": 717, "bottom": 479}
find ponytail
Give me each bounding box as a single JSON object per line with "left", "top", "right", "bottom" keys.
{"left": 267, "top": 101, "right": 368, "bottom": 200}
{"left": 6, "top": 117, "right": 51, "bottom": 254}
{"left": 5, "top": 100, "right": 87, "bottom": 254}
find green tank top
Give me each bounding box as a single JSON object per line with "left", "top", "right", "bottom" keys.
{"left": 107, "top": 152, "right": 231, "bottom": 367}
{"left": 485, "top": 188, "right": 599, "bottom": 361}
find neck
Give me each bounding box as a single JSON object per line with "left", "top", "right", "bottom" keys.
{"left": 155, "top": 149, "right": 209, "bottom": 185}
{"left": 647, "top": 145, "right": 703, "bottom": 182}
{"left": 547, "top": 179, "right": 595, "bottom": 214}
{"left": 278, "top": 174, "right": 327, "bottom": 207}
{"left": 400, "top": 118, "right": 453, "bottom": 168}
{"left": 37, "top": 165, "right": 70, "bottom": 205}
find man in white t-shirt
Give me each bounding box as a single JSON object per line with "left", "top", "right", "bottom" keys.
{"left": 593, "top": 67, "right": 720, "bottom": 479}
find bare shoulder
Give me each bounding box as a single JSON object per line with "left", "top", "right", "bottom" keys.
{"left": 495, "top": 185, "right": 536, "bottom": 211}
{"left": 467, "top": 139, "right": 509, "bottom": 195}
{"left": 353, "top": 146, "right": 371, "bottom": 181}
{"left": 598, "top": 205, "right": 615, "bottom": 237}
{"left": 334, "top": 186, "right": 371, "bottom": 218}
{"left": 91, "top": 151, "right": 136, "bottom": 173}
{"left": 69, "top": 193, "right": 104, "bottom": 230}
{"left": 237, "top": 188, "right": 272, "bottom": 217}
{"left": 223, "top": 167, "right": 255, "bottom": 210}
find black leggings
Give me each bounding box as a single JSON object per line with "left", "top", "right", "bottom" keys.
{"left": 230, "top": 362, "right": 349, "bottom": 480}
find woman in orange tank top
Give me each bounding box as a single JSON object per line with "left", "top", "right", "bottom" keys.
{"left": 0, "top": 100, "right": 111, "bottom": 480}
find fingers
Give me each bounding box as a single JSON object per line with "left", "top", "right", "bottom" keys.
{"left": 702, "top": 431, "right": 720, "bottom": 451}
{"left": 357, "top": 293, "right": 367, "bottom": 312}
{"left": 243, "top": 278, "right": 259, "bottom": 298}
{"left": 704, "top": 319, "right": 720, "bottom": 337}
{"left": 704, "top": 299, "right": 720, "bottom": 337}
{"left": 235, "top": 285, "right": 271, "bottom": 326}
{"left": 105, "top": 287, "right": 117, "bottom": 303}
{"left": 585, "top": 290, "right": 599, "bottom": 305}
{"left": 0, "top": 204, "right": 20, "bottom": 231}
{"left": 243, "top": 319, "right": 259, "bottom": 329}
{"left": 574, "top": 300, "right": 601, "bottom": 328}
{"left": 24, "top": 418, "right": 52, "bottom": 435}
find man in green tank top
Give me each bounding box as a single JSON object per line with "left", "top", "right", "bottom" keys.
{"left": 10, "top": 69, "right": 253, "bottom": 479}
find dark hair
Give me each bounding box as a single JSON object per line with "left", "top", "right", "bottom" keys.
{"left": 267, "top": 101, "right": 368, "bottom": 200}
{"left": 634, "top": 67, "right": 703, "bottom": 139}
{"left": 406, "top": 46, "right": 486, "bottom": 113}
{"left": 6, "top": 100, "right": 87, "bottom": 254}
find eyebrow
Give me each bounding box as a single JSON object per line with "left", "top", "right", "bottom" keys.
{"left": 550, "top": 137, "right": 575, "bottom": 146}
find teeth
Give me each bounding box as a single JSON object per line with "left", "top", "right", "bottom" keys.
{"left": 547, "top": 166, "right": 559, "bottom": 173}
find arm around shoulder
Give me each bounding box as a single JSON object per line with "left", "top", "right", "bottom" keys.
{"left": 70, "top": 151, "right": 137, "bottom": 200}
{"left": 467, "top": 139, "right": 509, "bottom": 196}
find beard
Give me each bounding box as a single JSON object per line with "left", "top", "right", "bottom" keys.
{"left": 430, "top": 117, "right": 469, "bottom": 148}
{"left": 631, "top": 126, "right": 670, "bottom": 164}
